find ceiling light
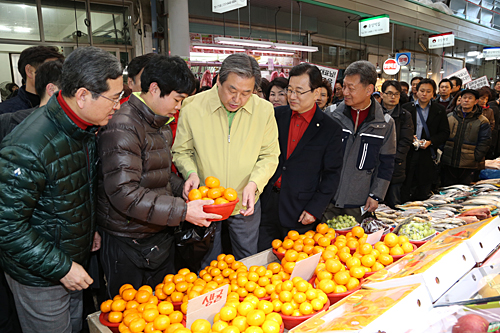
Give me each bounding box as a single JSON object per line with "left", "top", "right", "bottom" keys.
{"left": 193, "top": 44, "right": 245, "bottom": 52}
{"left": 0, "top": 25, "right": 11, "bottom": 32}
{"left": 376, "top": 63, "right": 381, "bottom": 74}
{"left": 273, "top": 43, "right": 318, "bottom": 52}
{"left": 214, "top": 37, "right": 273, "bottom": 49}
{"left": 440, "top": 67, "right": 445, "bottom": 74}
{"left": 467, "top": 51, "right": 480, "bottom": 57}
{"left": 428, "top": 70, "right": 433, "bottom": 75}
{"left": 250, "top": 49, "right": 295, "bottom": 55}
{"left": 14, "top": 27, "right": 31, "bottom": 33}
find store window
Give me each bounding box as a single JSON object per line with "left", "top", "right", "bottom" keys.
{"left": 338, "top": 47, "right": 360, "bottom": 69}
{"left": 89, "top": 3, "right": 131, "bottom": 45}
{"left": 0, "top": 0, "right": 40, "bottom": 41}
{"left": 311, "top": 43, "right": 338, "bottom": 68}
{"left": 41, "top": 0, "right": 89, "bottom": 43}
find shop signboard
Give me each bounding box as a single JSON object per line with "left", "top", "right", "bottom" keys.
{"left": 428, "top": 32, "right": 454, "bottom": 49}
{"left": 396, "top": 52, "right": 411, "bottom": 66}
{"left": 314, "top": 63, "right": 339, "bottom": 85}
{"left": 466, "top": 76, "right": 489, "bottom": 90}
{"left": 359, "top": 15, "right": 390, "bottom": 37}
{"left": 483, "top": 47, "right": 500, "bottom": 58}
{"left": 445, "top": 68, "right": 472, "bottom": 85}
{"left": 383, "top": 58, "right": 400, "bottom": 75}
{"left": 212, "top": 0, "right": 247, "bottom": 14}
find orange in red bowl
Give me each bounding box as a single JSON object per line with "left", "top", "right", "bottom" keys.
{"left": 280, "top": 299, "right": 330, "bottom": 330}
{"left": 272, "top": 248, "right": 285, "bottom": 261}
{"left": 99, "top": 312, "right": 120, "bottom": 333}
{"left": 391, "top": 243, "right": 417, "bottom": 261}
{"left": 202, "top": 198, "right": 239, "bottom": 222}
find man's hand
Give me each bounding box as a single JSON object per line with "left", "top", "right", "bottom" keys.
{"left": 60, "top": 262, "right": 93, "bottom": 291}
{"left": 183, "top": 173, "right": 200, "bottom": 200}
{"left": 364, "top": 197, "right": 379, "bottom": 213}
{"left": 240, "top": 182, "right": 257, "bottom": 216}
{"left": 91, "top": 231, "right": 101, "bottom": 252}
{"left": 298, "top": 211, "right": 316, "bottom": 225}
{"left": 185, "top": 200, "right": 222, "bottom": 227}
{"left": 421, "top": 140, "right": 432, "bottom": 149}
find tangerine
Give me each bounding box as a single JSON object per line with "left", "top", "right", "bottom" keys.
{"left": 188, "top": 189, "right": 202, "bottom": 201}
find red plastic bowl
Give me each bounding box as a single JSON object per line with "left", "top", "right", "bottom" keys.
{"left": 410, "top": 232, "right": 439, "bottom": 248}
{"left": 99, "top": 312, "right": 120, "bottom": 333}
{"left": 310, "top": 275, "right": 363, "bottom": 305}
{"left": 272, "top": 248, "right": 285, "bottom": 261}
{"left": 280, "top": 299, "right": 330, "bottom": 330}
{"left": 333, "top": 228, "right": 354, "bottom": 236}
{"left": 203, "top": 198, "right": 239, "bottom": 221}
{"left": 239, "top": 295, "right": 271, "bottom": 302}
{"left": 172, "top": 301, "right": 183, "bottom": 311}
{"left": 391, "top": 243, "right": 417, "bottom": 261}
{"left": 364, "top": 271, "right": 376, "bottom": 278}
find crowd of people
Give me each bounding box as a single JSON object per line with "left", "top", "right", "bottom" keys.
{"left": 0, "top": 45, "right": 499, "bottom": 333}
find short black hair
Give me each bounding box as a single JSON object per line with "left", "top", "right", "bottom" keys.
{"left": 289, "top": 63, "right": 322, "bottom": 90}
{"left": 495, "top": 79, "right": 500, "bottom": 86}
{"left": 439, "top": 78, "right": 452, "bottom": 89}
{"left": 449, "top": 76, "right": 463, "bottom": 89}
{"left": 18, "top": 46, "right": 64, "bottom": 81}
{"left": 141, "top": 55, "right": 195, "bottom": 96}
{"left": 127, "top": 53, "right": 155, "bottom": 82}
{"left": 6, "top": 83, "right": 18, "bottom": 92}
{"left": 335, "top": 79, "right": 343, "bottom": 87}
{"left": 260, "top": 78, "right": 270, "bottom": 99}
{"left": 410, "top": 76, "right": 423, "bottom": 84}
{"left": 35, "top": 60, "right": 63, "bottom": 98}
{"left": 319, "top": 78, "right": 333, "bottom": 101}
{"left": 382, "top": 80, "right": 402, "bottom": 94}
{"left": 61, "top": 46, "right": 122, "bottom": 98}
{"left": 399, "top": 81, "right": 409, "bottom": 90}
{"left": 416, "top": 78, "right": 437, "bottom": 94}
{"left": 266, "top": 77, "right": 288, "bottom": 101}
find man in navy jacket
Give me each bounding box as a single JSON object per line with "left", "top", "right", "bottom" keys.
{"left": 258, "top": 64, "right": 343, "bottom": 251}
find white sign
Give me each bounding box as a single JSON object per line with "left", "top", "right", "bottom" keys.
{"left": 186, "top": 284, "right": 229, "bottom": 328}
{"left": 314, "top": 64, "right": 339, "bottom": 86}
{"left": 483, "top": 48, "right": 500, "bottom": 58}
{"left": 359, "top": 15, "right": 390, "bottom": 37}
{"left": 445, "top": 68, "right": 472, "bottom": 85}
{"left": 383, "top": 59, "right": 400, "bottom": 75}
{"left": 428, "top": 33, "right": 455, "bottom": 49}
{"left": 466, "top": 76, "right": 490, "bottom": 90}
{"left": 366, "top": 229, "right": 384, "bottom": 245}
{"left": 212, "top": 0, "right": 247, "bottom": 14}
{"left": 290, "top": 252, "right": 322, "bottom": 282}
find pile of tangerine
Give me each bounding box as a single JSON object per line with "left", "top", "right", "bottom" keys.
{"left": 188, "top": 176, "right": 238, "bottom": 205}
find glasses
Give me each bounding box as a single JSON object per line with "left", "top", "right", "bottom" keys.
{"left": 89, "top": 90, "right": 124, "bottom": 107}
{"left": 286, "top": 88, "right": 312, "bottom": 96}
{"left": 383, "top": 92, "right": 400, "bottom": 98}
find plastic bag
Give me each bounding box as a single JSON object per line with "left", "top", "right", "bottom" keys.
{"left": 174, "top": 222, "right": 216, "bottom": 272}
{"left": 480, "top": 169, "right": 500, "bottom": 180}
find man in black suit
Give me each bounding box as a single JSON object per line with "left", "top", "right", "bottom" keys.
{"left": 257, "top": 63, "right": 343, "bottom": 251}
{"left": 402, "top": 78, "right": 450, "bottom": 201}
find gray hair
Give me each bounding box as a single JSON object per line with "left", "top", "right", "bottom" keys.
{"left": 344, "top": 60, "right": 377, "bottom": 87}
{"left": 61, "top": 46, "right": 122, "bottom": 98}
{"left": 219, "top": 54, "right": 261, "bottom": 88}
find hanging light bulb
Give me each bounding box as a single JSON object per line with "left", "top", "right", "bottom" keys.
{"left": 376, "top": 63, "right": 381, "bottom": 74}
{"left": 440, "top": 67, "right": 445, "bottom": 74}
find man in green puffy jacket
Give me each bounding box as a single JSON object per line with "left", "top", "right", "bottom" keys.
{"left": 0, "top": 46, "right": 123, "bottom": 333}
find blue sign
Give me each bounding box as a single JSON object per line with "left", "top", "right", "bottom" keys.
{"left": 396, "top": 52, "right": 411, "bottom": 66}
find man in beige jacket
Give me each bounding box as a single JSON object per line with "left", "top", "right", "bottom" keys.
{"left": 173, "top": 54, "right": 280, "bottom": 265}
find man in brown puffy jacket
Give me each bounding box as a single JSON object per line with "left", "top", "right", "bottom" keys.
{"left": 96, "top": 55, "right": 221, "bottom": 298}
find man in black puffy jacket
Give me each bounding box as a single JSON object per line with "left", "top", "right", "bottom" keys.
{"left": 97, "top": 55, "right": 220, "bottom": 299}
{"left": 0, "top": 47, "right": 123, "bottom": 333}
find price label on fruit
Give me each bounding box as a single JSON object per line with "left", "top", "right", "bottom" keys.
{"left": 290, "top": 252, "right": 322, "bottom": 281}
{"left": 186, "top": 284, "right": 229, "bottom": 328}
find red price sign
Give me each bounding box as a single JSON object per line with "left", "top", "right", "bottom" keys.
{"left": 201, "top": 288, "right": 225, "bottom": 307}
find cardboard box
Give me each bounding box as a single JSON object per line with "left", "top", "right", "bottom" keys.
{"left": 87, "top": 312, "right": 111, "bottom": 333}
{"left": 290, "top": 284, "right": 432, "bottom": 333}
{"left": 364, "top": 240, "right": 475, "bottom": 302}
{"left": 431, "top": 217, "right": 500, "bottom": 263}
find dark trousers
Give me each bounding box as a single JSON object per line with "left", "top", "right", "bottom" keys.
{"left": 258, "top": 189, "right": 317, "bottom": 252}
{"left": 401, "top": 152, "right": 433, "bottom": 202}
{"left": 0, "top": 268, "right": 22, "bottom": 333}
{"left": 441, "top": 165, "right": 474, "bottom": 186}
{"left": 100, "top": 231, "right": 176, "bottom": 299}
{"left": 384, "top": 183, "right": 402, "bottom": 209}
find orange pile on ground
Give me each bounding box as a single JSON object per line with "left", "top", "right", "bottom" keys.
{"left": 188, "top": 176, "right": 238, "bottom": 205}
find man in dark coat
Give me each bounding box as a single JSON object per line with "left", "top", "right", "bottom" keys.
{"left": 258, "top": 63, "right": 343, "bottom": 251}
{"left": 402, "top": 79, "right": 450, "bottom": 201}
{"left": 0, "top": 46, "right": 64, "bottom": 115}
{"left": 0, "top": 46, "right": 122, "bottom": 333}
{"left": 380, "top": 80, "right": 414, "bottom": 208}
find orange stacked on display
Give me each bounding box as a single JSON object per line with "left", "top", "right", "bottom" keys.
{"left": 188, "top": 176, "right": 238, "bottom": 205}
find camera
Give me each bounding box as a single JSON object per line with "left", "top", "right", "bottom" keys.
{"left": 413, "top": 138, "right": 426, "bottom": 150}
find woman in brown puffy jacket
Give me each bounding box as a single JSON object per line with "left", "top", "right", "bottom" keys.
{"left": 478, "top": 86, "right": 495, "bottom": 132}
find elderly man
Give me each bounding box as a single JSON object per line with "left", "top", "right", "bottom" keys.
{"left": 258, "top": 63, "right": 343, "bottom": 251}
{"left": 173, "top": 53, "right": 279, "bottom": 265}
{"left": 323, "top": 60, "right": 396, "bottom": 222}
{"left": 97, "top": 55, "right": 220, "bottom": 298}
{"left": 0, "top": 47, "right": 122, "bottom": 333}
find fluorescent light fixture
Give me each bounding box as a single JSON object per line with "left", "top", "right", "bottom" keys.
{"left": 273, "top": 43, "right": 318, "bottom": 52}
{"left": 0, "top": 25, "right": 11, "bottom": 32}
{"left": 193, "top": 44, "right": 245, "bottom": 52}
{"left": 14, "top": 27, "right": 31, "bottom": 33}
{"left": 18, "top": 4, "right": 28, "bottom": 9}
{"left": 250, "top": 49, "right": 295, "bottom": 55}
{"left": 467, "top": 51, "right": 480, "bottom": 57}
{"left": 440, "top": 67, "right": 445, "bottom": 74}
{"left": 214, "top": 37, "right": 273, "bottom": 48}
{"left": 428, "top": 71, "right": 433, "bottom": 75}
